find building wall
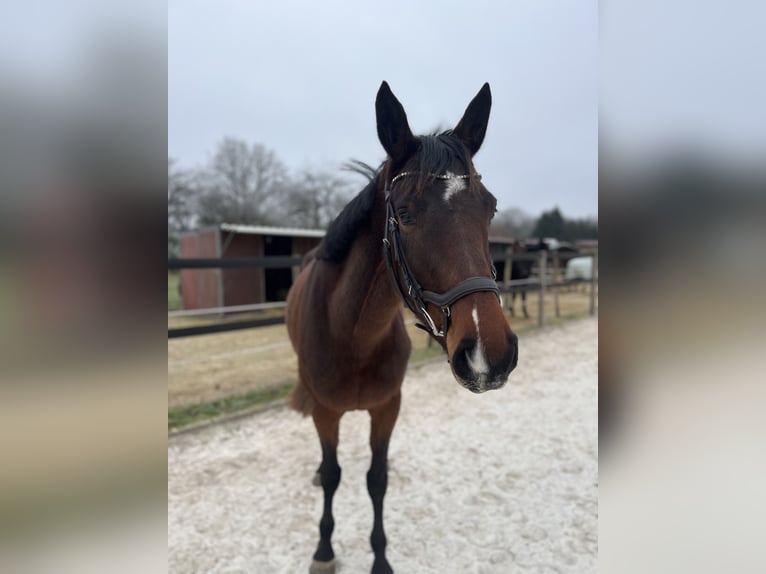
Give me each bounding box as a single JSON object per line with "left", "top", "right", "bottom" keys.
{"left": 178, "top": 229, "right": 324, "bottom": 309}
{"left": 180, "top": 229, "right": 220, "bottom": 310}
{"left": 293, "top": 236, "right": 321, "bottom": 257}
{"left": 292, "top": 236, "right": 322, "bottom": 284}
{"left": 221, "top": 233, "right": 264, "bottom": 306}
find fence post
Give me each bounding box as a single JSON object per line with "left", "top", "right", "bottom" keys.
{"left": 503, "top": 247, "right": 512, "bottom": 311}
{"left": 589, "top": 250, "right": 598, "bottom": 316}
{"left": 553, "top": 251, "right": 560, "bottom": 318}
{"left": 538, "top": 250, "right": 546, "bottom": 327}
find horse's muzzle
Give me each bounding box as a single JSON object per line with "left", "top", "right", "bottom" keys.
{"left": 450, "top": 333, "right": 518, "bottom": 393}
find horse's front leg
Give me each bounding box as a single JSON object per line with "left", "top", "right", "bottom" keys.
{"left": 521, "top": 289, "right": 529, "bottom": 319}
{"left": 310, "top": 404, "right": 342, "bottom": 574}
{"left": 367, "top": 392, "right": 401, "bottom": 574}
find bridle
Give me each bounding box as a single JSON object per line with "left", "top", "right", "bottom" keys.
{"left": 382, "top": 171, "right": 500, "bottom": 338}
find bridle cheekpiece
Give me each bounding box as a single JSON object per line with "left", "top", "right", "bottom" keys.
{"left": 382, "top": 171, "right": 499, "bottom": 338}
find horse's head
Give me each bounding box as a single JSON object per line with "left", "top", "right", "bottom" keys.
{"left": 376, "top": 81, "right": 518, "bottom": 393}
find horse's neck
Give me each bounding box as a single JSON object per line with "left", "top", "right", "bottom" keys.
{"left": 333, "top": 191, "right": 403, "bottom": 344}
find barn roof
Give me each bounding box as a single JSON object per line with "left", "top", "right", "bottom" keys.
{"left": 219, "top": 223, "right": 326, "bottom": 238}
{"left": 214, "top": 224, "right": 529, "bottom": 244}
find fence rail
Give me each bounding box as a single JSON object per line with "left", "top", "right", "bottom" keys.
{"left": 168, "top": 256, "right": 304, "bottom": 270}
{"left": 168, "top": 301, "right": 287, "bottom": 318}
{"left": 168, "top": 250, "right": 597, "bottom": 338}
{"left": 168, "top": 316, "right": 287, "bottom": 339}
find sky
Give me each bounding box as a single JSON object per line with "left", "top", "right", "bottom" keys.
{"left": 169, "top": 0, "right": 598, "bottom": 218}
{"left": 600, "top": 0, "right": 766, "bottom": 167}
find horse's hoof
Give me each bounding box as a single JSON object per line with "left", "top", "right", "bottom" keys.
{"left": 309, "top": 558, "right": 336, "bottom": 574}
{"left": 372, "top": 558, "right": 393, "bottom": 574}
{"left": 312, "top": 472, "right": 322, "bottom": 487}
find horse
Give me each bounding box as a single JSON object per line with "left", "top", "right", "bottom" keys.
{"left": 285, "top": 81, "right": 519, "bottom": 574}
{"left": 508, "top": 238, "right": 548, "bottom": 319}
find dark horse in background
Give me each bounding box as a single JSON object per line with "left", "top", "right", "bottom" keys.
{"left": 508, "top": 238, "right": 580, "bottom": 318}
{"left": 508, "top": 238, "right": 548, "bottom": 319}
{"left": 286, "top": 82, "right": 518, "bottom": 574}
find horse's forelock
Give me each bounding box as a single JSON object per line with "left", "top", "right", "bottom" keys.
{"left": 411, "top": 132, "right": 475, "bottom": 193}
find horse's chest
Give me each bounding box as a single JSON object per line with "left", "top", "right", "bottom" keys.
{"left": 304, "top": 332, "right": 410, "bottom": 410}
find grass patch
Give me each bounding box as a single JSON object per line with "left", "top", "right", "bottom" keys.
{"left": 168, "top": 271, "right": 182, "bottom": 311}
{"left": 168, "top": 381, "right": 295, "bottom": 430}
{"left": 409, "top": 344, "right": 446, "bottom": 365}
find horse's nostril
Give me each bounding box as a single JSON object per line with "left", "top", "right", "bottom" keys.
{"left": 451, "top": 338, "right": 478, "bottom": 378}
{"left": 452, "top": 339, "right": 470, "bottom": 364}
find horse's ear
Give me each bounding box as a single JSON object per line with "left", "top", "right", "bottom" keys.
{"left": 454, "top": 83, "right": 492, "bottom": 155}
{"left": 376, "top": 81, "right": 417, "bottom": 165}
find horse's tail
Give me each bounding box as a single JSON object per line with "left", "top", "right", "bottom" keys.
{"left": 288, "top": 382, "right": 314, "bottom": 416}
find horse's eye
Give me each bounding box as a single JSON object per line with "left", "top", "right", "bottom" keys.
{"left": 397, "top": 207, "right": 416, "bottom": 226}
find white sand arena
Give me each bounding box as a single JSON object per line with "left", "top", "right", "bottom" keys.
{"left": 169, "top": 317, "right": 597, "bottom": 573}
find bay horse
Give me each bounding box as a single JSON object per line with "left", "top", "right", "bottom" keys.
{"left": 509, "top": 238, "right": 549, "bottom": 319}
{"left": 286, "top": 82, "right": 519, "bottom": 574}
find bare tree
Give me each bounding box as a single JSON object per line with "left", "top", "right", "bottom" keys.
{"left": 278, "top": 169, "right": 353, "bottom": 229}
{"left": 168, "top": 158, "right": 196, "bottom": 257}
{"left": 491, "top": 207, "right": 536, "bottom": 239}
{"left": 175, "top": 138, "right": 357, "bottom": 232}
{"left": 195, "top": 138, "right": 287, "bottom": 225}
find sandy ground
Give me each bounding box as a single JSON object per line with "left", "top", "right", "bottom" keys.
{"left": 168, "top": 317, "right": 597, "bottom": 574}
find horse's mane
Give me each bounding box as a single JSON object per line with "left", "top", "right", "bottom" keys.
{"left": 316, "top": 133, "right": 471, "bottom": 262}
{"left": 316, "top": 161, "right": 380, "bottom": 262}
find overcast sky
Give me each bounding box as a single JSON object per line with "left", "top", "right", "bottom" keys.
{"left": 169, "top": 0, "right": 597, "bottom": 218}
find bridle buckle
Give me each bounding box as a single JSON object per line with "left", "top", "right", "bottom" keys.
{"left": 419, "top": 306, "right": 444, "bottom": 338}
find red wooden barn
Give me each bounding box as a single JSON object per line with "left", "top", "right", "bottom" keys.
{"left": 179, "top": 224, "right": 324, "bottom": 310}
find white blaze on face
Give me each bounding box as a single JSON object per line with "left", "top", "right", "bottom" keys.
{"left": 465, "top": 304, "right": 490, "bottom": 387}
{"left": 443, "top": 171, "right": 467, "bottom": 202}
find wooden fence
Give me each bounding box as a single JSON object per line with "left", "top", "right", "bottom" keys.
{"left": 496, "top": 249, "right": 598, "bottom": 327}
{"left": 167, "top": 250, "right": 597, "bottom": 338}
